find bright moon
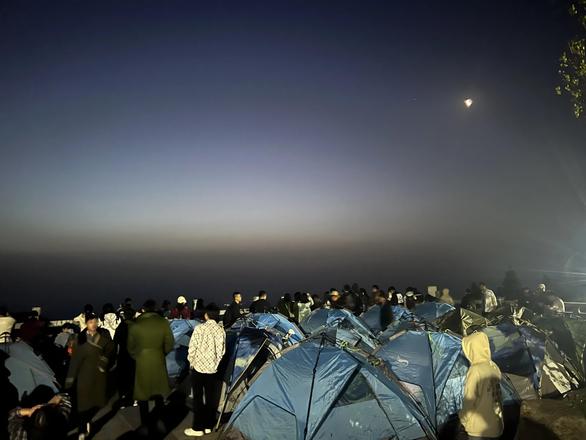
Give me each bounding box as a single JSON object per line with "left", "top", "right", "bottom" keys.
{"left": 464, "top": 98, "right": 473, "bottom": 108}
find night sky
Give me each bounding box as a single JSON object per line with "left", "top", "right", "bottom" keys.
{"left": 1, "top": 0, "right": 586, "bottom": 317}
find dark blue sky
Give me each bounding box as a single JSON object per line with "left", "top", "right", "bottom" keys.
{"left": 1, "top": 0, "right": 586, "bottom": 316}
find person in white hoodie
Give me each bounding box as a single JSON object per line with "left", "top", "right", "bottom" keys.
{"left": 99, "top": 303, "right": 120, "bottom": 339}
{"left": 459, "top": 332, "right": 504, "bottom": 440}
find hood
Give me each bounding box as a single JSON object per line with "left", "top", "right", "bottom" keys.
{"left": 462, "top": 332, "right": 492, "bottom": 364}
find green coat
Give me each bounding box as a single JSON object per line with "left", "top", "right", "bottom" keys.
{"left": 128, "top": 312, "right": 174, "bottom": 401}
{"left": 65, "top": 329, "right": 115, "bottom": 412}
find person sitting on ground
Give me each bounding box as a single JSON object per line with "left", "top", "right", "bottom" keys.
{"left": 479, "top": 282, "right": 498, "bottom": 314}
{"left": 184, "top": 304, "right": 226, "bottom": 437}
{"left": 0, "top": 306, "right": 16, "bottom": 343}
{"left": 459, "top": 332, "right": 503, "bottom": 440}
{"left": 439, "top": 287, "right": 455, "bottom": 306}
{"left": 8, "top": 385, "right": 72, "bottom": 440}
{"left": 223, "top": 292, "right": 245, "bottom": 328}
{"left": 249, "top": 291, "right": 271, "bottom": 314}
{"left": 170, "top": 295, "right": 192, "bottom": 320}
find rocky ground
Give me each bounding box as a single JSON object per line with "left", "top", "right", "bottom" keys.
{"left": 518, "top": 389, "right": 586, "bottom": 439}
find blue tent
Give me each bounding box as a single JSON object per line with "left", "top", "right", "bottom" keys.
{"left": 232, "top": 313, "right": 305, "bottom": 344}
{"left": 375, "top": 330, "right": 521, "bottom": 439}
{"left": 300, "top": 308, "right": 379, "bottom": 352}
{"left": 377, "top": 310, "right": 436, "bottom": 343}
{"left": 165, "top": 319, "right": 201, "bottom": 378}
{"left": 216, "top": 326, "right": 288, "bottom": 424}
{"left": 361, "top": 305, "right": 417, "bottom": 334}
{"left": 222, "top": 337, "right": 437, "bottom": 440}
{"left": 413, "top": 302, "right": 455, "bottom": 323}
{"left": 483, "top": 320, "right": 581, "bottom": 399}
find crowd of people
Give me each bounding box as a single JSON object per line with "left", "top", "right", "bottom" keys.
{"left": 0, "top": 280, "right": 568, "bottom": 440}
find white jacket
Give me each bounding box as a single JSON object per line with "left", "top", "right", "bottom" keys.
{"left": 100, "top": 313, "right": 121, "bottom": 339}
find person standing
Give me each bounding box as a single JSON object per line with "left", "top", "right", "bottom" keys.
{"left": 65, "top": 313, "right": 115, "bottom": 439}
{"left": 127, "top": 300, "right": 174, "bottom": 429}
{"left": 184, "top": 304, "right": 226, "bottom": 437}
{"left": 479, "top": 282, "right": 498, "bottom": 314}
{"left": 459, "top": 332, "right": 503, "bottom": 440}
{"left": 223, "top": 292, "right": 244, "bottom": 328}
{"left": 249, "top": 291, "right": 271, "bottom": 314}
{"left": 169, "top": 295, "right": 191, "bottom": 319}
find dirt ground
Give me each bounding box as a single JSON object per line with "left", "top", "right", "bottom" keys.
{"left": 517, "top": 389, "right": 586, "bottom": 439}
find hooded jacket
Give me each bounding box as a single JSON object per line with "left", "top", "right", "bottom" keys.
{"left": 459, "top": 332, "right": 504, "bottom": 438}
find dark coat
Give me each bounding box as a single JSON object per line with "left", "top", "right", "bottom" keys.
{"left": 249, "top": 299, "right": 271, "bottom": 314}
{"left": 65, "top": 329, "right": 115, "bottom": 412}
{"left": 222, "top": 302, "right": 243, "bottom": 328}
{"left": 127, "top": 312, "right": 174, "bottom": 401}
{"left": 380, "top": 301, "right": 394, "bottom": 331}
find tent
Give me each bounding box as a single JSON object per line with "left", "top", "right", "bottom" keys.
{"left": 530, "top": 315, "right": 586, "bottom": 382}
{"left": 216, "top": 326, "right": 288, "bottom": 424}
{"left": 0, "top": 341, "right": 59, "bottom": 399}
{"left": 231, "top": 313, "right": 305, "bottom": 344}
{"left": 300, "top": 308, "right": 379, "bottom": 353}
{"left": 166, "top": 319, "right": 202, "bottom": 379}
{"left": 374, "top": 330, "right": 520, "bottom": 439}
{"left": 360, "top": 305, "right": 414, "bottom": 334}
{"left": 412, "top": 302, "right": 455, "bottom": 323}
{"left": 482, "top": 320, "right": 582, "bottom": 399}
{"left": 377, "top": 309, "right": 437, "bottom": 343}
{"left": 437, "top": 307, "right": 489, "bottom": 337}
{"left": 221, "top": 337, "right": 437, "bottom": 440}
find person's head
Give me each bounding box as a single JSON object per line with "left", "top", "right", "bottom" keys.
{"left": 85, "top": 313, "right": 99, "bottom": 332}
{"left": 143, "top": 299, "right": 158, "bottom": 313}
{"left": 28, "top": 404, "right": 69, "bottom": 440}
{"left": 343, "top": 284, "right": 351, "bottom": 293}
{"left": 21, "top": 385, "right": 55, "bottom": 408}
{"left": 536, "top": 283, "right": 546, "bottom": 294}
{"left": 0, "top": 306, "right": 7, "bottom": 317}
{"left": 330, "top": 290, "right": 341, "bottom": 302}
{"left": 102, "top": 303, "right": 116, "bottom": 316}
{"left": 259, "top": 290, "right": 267, "bottom": 299}
{"left": 388, "top": 286, "right": 396, "bottom": 294}
{"left": 83, "top": 304, "right": 94, "bottom": 314}
{"left": 124, "top": 297, "right": 133, "bottom": 306}
{"left": 374, "top": 292, "right": 386, "bottom": 305}
{"left": 461, "top": 331, "right": 492, "bottom": 364}
{"left": 176, "top": 295, "right": 188, "bottom": 307}
{"left": 294, "top": 292, "right": 302, "bottom": 302}
{"left": 204, "top": 303, "right": 220, "bottom": 322}
{"left": 351, "top": 283, "right": 359, "bottom": 293}
{"left": 283, "top": 293, "right": 292, "bottom": 302}
{"left": 233, "top": 292, "right": 242, "bottom": 304}
{"left": 371, "top": 285, "right": 379, "bottom": 293}
{"left": 479, "top": 282, "right": 487, "bottom": 291}
{"left": 441, "top": 287, "right": 450, "bottom": 297}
